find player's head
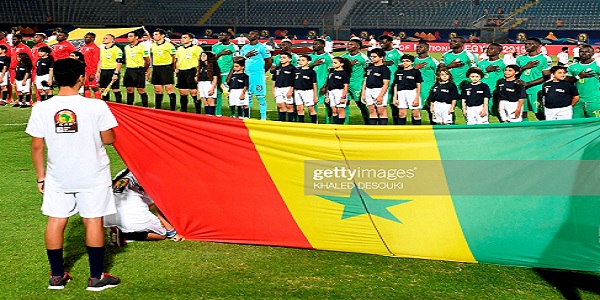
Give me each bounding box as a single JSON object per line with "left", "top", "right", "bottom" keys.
{"left": 84, "top": 32, "right": 96, "bottom": 44}
{"left": 0, "top": 44, "right": 7, "bottom": 54}
{"left": 69, "top": 51, "right": 85, "bottom": 63}
{"left": 449, "top": 36, "right": 466, "bottom": 50}
{"left": 38, "top": 46, "right": 51, "bottom": 57}
{"left": 33, "top": 32, "right": 47, "bottom": 43}
{"left": 561, "top": 47, "right": 568, "bottom": 52}
{"left": 487, "top": 43, "right": 502, "bottom": 56}
{"left": 53, "top": 58, "right": 85, "bottom": 88}
{"left": 233, "top": 57, "right": 245, "bottom": 71}
{"left": 127, "top": 31, "right": 139, "bottom": 43}
{"left": 17, "top": 52, "right": 32, "bottom": 67}
{"left": 248, "top": 30, "right": 259, "bottom": 41}
{"left": 369, "top": 48, "right": 385, "bottom": 63}
{"left": 57, "top": 31, "right": 68, "bottom": 41}
{"left": 504, "top": 64, "right": 519, "bottom": 79}
{"left": 218, "top": 31, "right": 231, "bottom": 43}
{"left": 466, "top": 67, "right": 484, "bottom": 83}
{"left": 102, "top": 34, "right": 115, "bottom": 45}
{"left": 313, "top": 39, "right": 325, "bottom": 51}
{"left": 524, "top": 37, "right": 541, "bottom": 53}
{"left": 579, "top": 44, "right": 594, "bottom": 61}
{"left": 181, "top": 33, "right": 194, "bottom": 45}
{"left": 347, "top": 38, "right": 362, "bottom": 52}
{"left": 550, "top": 65, "right": 567, "bottom": 80}
{"left": 12, "top": 33, "right": 23, "bottom": 45}
{"left": 378, "top": 35, "right": 393, "bottom": 48}
{"left": 436, "top": 68, "right": 453, "bottom": 83}
{"left": 153, "top": 28, "right": 167, "bottom": 41}
{"left": 280, "top": 40, "right": 293, "bottom": 52}
{"left": 416, "top": 41, "right": 429, "bottom": 55}
{"left": 298, "top": 54, "right": 311, "bottom": 67}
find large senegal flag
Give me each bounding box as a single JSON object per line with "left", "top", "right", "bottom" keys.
{"left": 109, "top": 103, "right": 600, "bottom": 272}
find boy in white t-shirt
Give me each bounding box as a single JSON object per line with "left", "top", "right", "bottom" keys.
{"left": 26, "top": 58, "right": 121, "bottom": 292}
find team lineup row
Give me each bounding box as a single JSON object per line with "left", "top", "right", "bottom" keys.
{"left": 2, "top": 29, "right": 599, "bottom": 124}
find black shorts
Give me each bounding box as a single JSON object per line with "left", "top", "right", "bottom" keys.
{"left": 151, "top": 65, "right": 174, "bottom": 85}
{"left": 99, "top": 69, "right": 120, "bottom": 89}
{"left": 123, "top": 68, "right": 146, "bottom": 88}
{"left": 176, "top": 68, "right": 197, "bottom": 90}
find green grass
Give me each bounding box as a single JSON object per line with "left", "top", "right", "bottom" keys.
{"left": 0, "top": 53, "right": 598, "bottom": 299}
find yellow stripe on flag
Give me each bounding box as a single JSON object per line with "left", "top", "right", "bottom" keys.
{"left": 47, "top": 27, "right": 142, "bottom": 46}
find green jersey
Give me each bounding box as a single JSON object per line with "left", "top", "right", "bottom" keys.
{"left": 414, "top": 55, "right": 439, "bottom": 101}
{"left": 273, "top": 53, "right": 299, "bottom": 67}
{"left": 568, "top": 61, "right": 600, "bottom": 102}
{"left": 441, "top": 50, "right": 478, "bottom": 89}
{"left": 342, "top": 51, "right": 368, "bottom": 101}
{"left": 384, "top": 48, "right": 403, "bottom": 80}
{"left": 212, "top": 42, "right": 239, "bottom": 76}
{"left": 478, "top": 58, "right": 506, "bottom": 94}
{"left": 516, "top": 53, "right": 550, "bottom": 95}
{"left": 310, "top": 52, "right": 333, "bottom": 89}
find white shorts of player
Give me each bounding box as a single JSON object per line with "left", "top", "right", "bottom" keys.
{"left": 465, "top": 105, "right": 489, "bottom": 125}
{"left": 328, "top": 89, "right": 346, "bottom": 108}
{"left": 432, "top": 101, "right": 453, "bottom": 124}
{"left": 499, "top": 100, "right": 523, "bottom": 122}
{"left": 35, "top": 74, "right": 51, "bottom": 90}
{"left": 545, "top": 105, "right": 572, "bottom": 120}
{"left": 15, "top": 79, "right": 31, "bottom": 93}
{"left": 42, "top": 186, "right": 117, "bottom": 218}
{"left": 295, "top": 90, "right": 315, "bottom": 106}
{"left": 396, "top": 89, "right": 421, "bottom": 109}
{"left": 103, "top": 193, "right": 166, "bottom": 235}
{"left": 364, "top": 88, "right": 388, "bottom": 107}
{"left": 0, "top": 72, "right": 8, "bottom": 87}
{"left": 198, "top": 81, "right": 216, "bottom": 98}
{"left": 229, "top": 88, "right": 249, "bottom": 106}
{"left": 274, "top": 87, "right": 293, "bottom": 104}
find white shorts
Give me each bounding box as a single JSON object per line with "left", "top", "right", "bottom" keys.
{"left": 545, "top": 105, "right": 572, "bottom": 120}
{"left": 396, "top": 89, "right": 421, "bottom": 109}
{"left": 15, "top": 79, "right": 31, "bottom": 93}
{"left": 0, "top": 72, "right": 8, "bottom": 87}
{"left": 499, "top": 100, "right": 523, "bottom": 122}
{"left": 35, "top": 74, "right": 51, "bottom": 90}
{"left": 198, "top": 81, "right": 216, "bottom": 98}
{"left": 229, "top": 88, "right": 249, "bottom": 106}
{"left": 103, "top": 192, "right": 166, "bottom": 235}
{"left": 295, "top": 90, "right": 315, "bottom": 106}
{"left": 328, "top": 89, "right": 346, "bottom": 108}
{"left": 42, "top": 186, "right": 117, "bottom": 218}
{"left": 432, "top": 102, "right": 453, "bottom": 124}
{"left": 364, "top": 88, "right": 388, "bottom": 107}
{"left": 274, "top": 87, "right": 293, "bottom": 104}
{"left": 465, "top": 105, "right": 489, "bottom": 125}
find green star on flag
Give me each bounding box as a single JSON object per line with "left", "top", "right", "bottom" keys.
{"left": 317, "top": 186, "right": 410, "bottom": 223}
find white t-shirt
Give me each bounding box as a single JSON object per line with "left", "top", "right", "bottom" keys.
{"left": 592, "top": 52, "right": 600, "bottom": 64}
{"left": 557, "top": 52, "right": 569, "bottom": 65}
{"left": 235, "top": 36, "right": 249, "bottom": 45}
{"left": 573, "top": 47, "right": 580, "bottom": 58}
{"left": 25, "top": 95, "right": 118, "bottom": 191}
{"left": 503, "top": 54, "right": 517, "bottom": 66}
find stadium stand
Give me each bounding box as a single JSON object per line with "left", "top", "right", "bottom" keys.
{"left": 514, "top": 0, "right": 600, "bottom": 30}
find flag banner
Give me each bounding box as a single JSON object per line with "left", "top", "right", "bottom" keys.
{"left": 48, "top": 27, "right": 142, "bottom": 47}
{"left": 109, "top": 103, "right": 600, "bottom": 272}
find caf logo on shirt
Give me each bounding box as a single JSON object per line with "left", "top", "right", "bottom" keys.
{"left": 113, "top": 178, "right": 130, "bottom": 193}
{"left": 256, "top": 85, "right": 263, "bottom": 92}
{"left": 54, "top": 109, "right": 78, "bottom": 133}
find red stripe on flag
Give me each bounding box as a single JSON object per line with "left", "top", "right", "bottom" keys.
{"left": 108, "top": 103, "right": 312, "bottom": 248}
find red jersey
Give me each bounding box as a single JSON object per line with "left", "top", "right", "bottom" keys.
{"left": 9, "top": 42, "right": 33, "bottom": 69}
{"left": 52, "top": 40, "right": 76, "bottom": 60}
{"left": 80, "top": 42, "right": 100, "bottom": 75}
{"left": 32, "top": 42, "right": 50, "bottom": 63}
{"left": 0, "top": 39, "right": 10, "bottom": 57}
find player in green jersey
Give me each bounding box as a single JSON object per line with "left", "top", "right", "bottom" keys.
{"left": 477, "top": 43, "right": 506, "bottom": 118}
{"left": 439, "top": 37, "right": 478, "bottom": 91}
{"left": 311, "top": 39, "right": 333, "bottom": 123}
{"left": 341, "top": 38, "right": 370, "bottom": 124}
{"left": 567, "top": 44, "right": 600, "bottom": 118}
{"left": 379, "top": 35, "right": 403, "bottom": 124}
{"left": 271, "top": 40, "right": 299, "bottom": 67}
{"left": 516, "top": 37, "right": 550, "bottom": 121}
{"left": 213, "top": 32, "right": 239, "bottom": 116}
{"left": 414, "top": 41, "right": 439, "bottom": 125}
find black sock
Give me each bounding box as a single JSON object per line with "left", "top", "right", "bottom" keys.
{"left": 126, "top": 93, "right": 135, "bottom": 105}
{"left": 18, "top": 94, "right": 23, "bottom": 103}
{"left": 333, "top": 115, "right": 339, "bottom": 124}
{"left": 379, "top": 117, "right": 388, "bottom": 125}
{"left": 25, "top": 94, "right": 31, "bottom": 103}
{"left": 230, "top": 105, "right": 236, "bottom": 116}
{"left": 1, "top": 91, "right": 7, "bottom": 101}
{"left": 237, "top": 106, "right": 243, "bottom": 117}
{"left": 208, "top": 106, "right": 216, "bottom": 115}
{"left": 140, "top": 93, "right": 149, "bottom": 107}
{"left": 427, "top": 109, "right": 435, "bottom": 125}
{"left": 46, "top": 248, "right": 64, "bottom": 277}
{"left": 310, "top": 114, "right": 317, "bottom": 123}
{"left": 180, "top": 95, "right": 188, "bottom": 112}
{"left": 287, "top": 112, "right": 294, "bottom": 122}
{"left": 337, "top": 116, "right": 346, "bottom": 124}
{"left": 292, "top": 111, "right": 298, "bottom": 122}
{"left": 40, "top": 94, "right": 47, "bottom": 101}
{"left": 298, "top": 114, "right": 305, "bottom": 122}
{"left": 535, "top": 112, "right": 546, "bottom": 121}
{"left": 243, "top": 108, "right": 250, "bottom": 118}
{"left": 194, "top": 100, "right": 202, "bottom": 114}
{"left": 399, "top": 117, "right": 407, "bottom": 125}
{"left": 392, "top": 115, "right": 399, "bottom": 125}
{"left": 155, "top": 94, "right": 164, "bottom": 109}
{"left": 47, "top": 94, "right": 53, "bottom": 99}
{"left": 413, "top": 118, "right": 422, "bottom": 125}
{"left": 369, "top": 118, "right": 378, "bottom": 125}
{"left": 168, "top": 93, "right": 176, "bottom": 111}
{"left": 356, "top": 101, "right": 370, "bottom": 124}
{"left": 86, "top": 246, "right": 104, "bottom": 279}
{"left": 278, "top": 111, "right": 286, "bottom": 121}
{"left": 114, "top": 91, "right": 122, "bottom": 104}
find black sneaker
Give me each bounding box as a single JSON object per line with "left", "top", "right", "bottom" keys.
{"left": 86, "top": 273, "right": 120, "bottom": 291}
{"left": 48, "top": 271, "right": 72, "bottom": 290}
{"left": 19, "top": 103, "right": 31, "bottom": 108}
{"left": 12, "top": 102, "right": 20, "bottom": 107}
{"left": 109, "top": 226, "right": 126, "bottom": 247}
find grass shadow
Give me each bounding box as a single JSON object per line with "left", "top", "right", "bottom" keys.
{"left": 534, "top": 268, "right": 600, "bottom": 300}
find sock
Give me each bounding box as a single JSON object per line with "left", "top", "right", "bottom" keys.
{"left": 231, "top": 106, "right": 236, "bottom": 116}
{"left": 237, "top": 106, "right": 243, "bottom": 117}
{"left": 84, "top": 90, "right": 91, "bottom": 98}
{"left": 46, "top": 248, "right": 64, "bottom": 277}
{"left": 155, "top": 94, "right": 164, "bottom": 109}
{"left": 413, "top": 118, "right": 422, "bottom": 125}
{"left": 379, "top": 117, "right": 389, "bottom": 125}
{"left": 209, "top": 106, "right": 217, "bottom": 115}
{"left": 278, "top": 111, "right": 286, "bottom": 121}
{"left": 399, "top": 117, "right": 407, "bottom": 125}
{"left": 391, "top": 106, "right": 399, "bottom": 124}
{"left": 102, "top": 94, "right": 110, "bottom": 102}
{"left": 333, "top": 115, "right": 339, "bottom": 124}
{"left": 126, "top": 93, "right": 135, "bottom": 105}
{"left": 338, "top": 116, "right": 346, "bottom": 124}
{"left": 25, "top": 94, "right": 31, "bottom": 104}
{"left": 18, "top": 94, "right": 23, "bottom": 103}
{"left": 180, "top": 95, "right": 188, "bottom": 112}
{"left": 93, "top": 91, "right": 101, "bottom": 99}
{"left": 427, "top": 110, "right": 435, "bottom": 125}
{"left": 356, "top": 101, "right": 370, "bottom": 124}
{"left": 310, "top": 114, "right": 317, "bottom": 123}
{"left": 47, "top": 94, "right": 53, "bottom": 100}
{"left": 287, "top": 112, "right": 294, "bottom": 122}
{"left": 392, "top": 115, "right": 400, "bottom": 125}
{"left": 243, "top": 108, "right": 250, "bottom": 118}
{"left": 86, "top": 246, "right": 105, "bottom": 279}
{"left": 258, "top": 96, "right": 267, "bottom": 120}
{"left": 169, "top": 93, "right": 177, "bottom": 111}
{"left": 325, "top": 106, "right": 333, "bottom": 124}
{"left": 369, "top": 118, "right": 378, "bottom": 125}
{"left": 535, "top": 112, "right": 546, "bottom": 121}
{"left": 40, "top": 94, "right": 47, "bottom": 101}
{"left": 1, "top": 91, "right": 7, "bottom": 101}
{"left": 114, "top": 91, "right": 122, "bottom": 104}
{"left": 194, "top": 100, "right": 202, "bottom": 114}
{"left": 344, "top": 106, "right": 350, "bottom": 124}
{"left": 298, "top": 114, "right": 305, "bottom": 122}
{"left": 140, "top": 93, "right": 149, "bottom": 107}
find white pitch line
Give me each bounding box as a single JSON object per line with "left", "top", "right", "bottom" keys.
{"left": 0, "top": 123, "right": 27, "bottom": 126}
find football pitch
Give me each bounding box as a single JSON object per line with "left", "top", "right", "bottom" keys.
{"left": 0, "top": 52, "right": 596, "bottom": 299}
